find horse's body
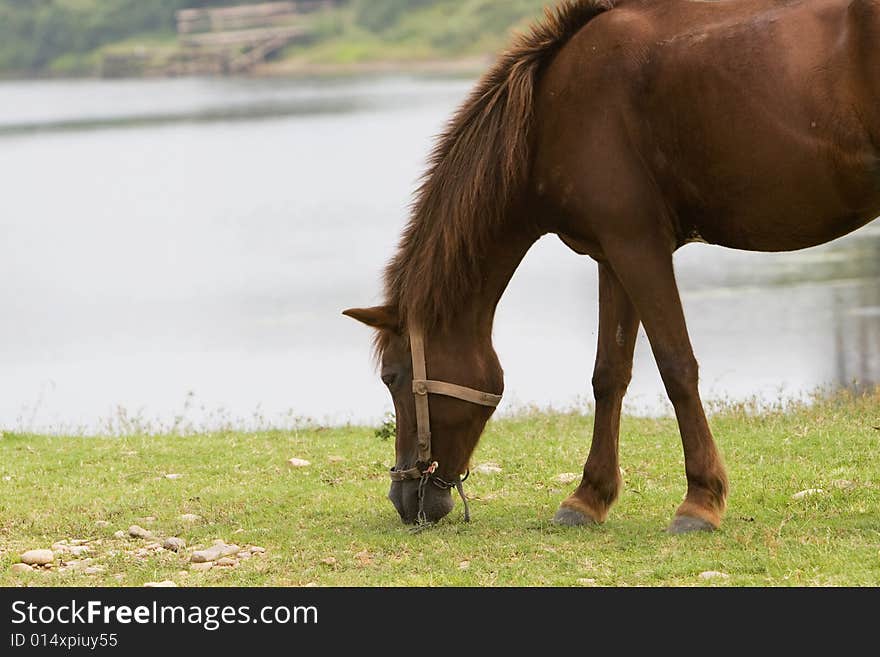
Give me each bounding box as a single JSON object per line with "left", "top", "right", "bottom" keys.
{"left": 345, "top": 0, "right": 880, "bottom": 531}
{"left": 541, "top": 0, "right": 880, "bottom": 258}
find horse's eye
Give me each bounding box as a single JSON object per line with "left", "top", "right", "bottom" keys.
{"left": 381, "top": 372, "right": 397, "bottom": 388}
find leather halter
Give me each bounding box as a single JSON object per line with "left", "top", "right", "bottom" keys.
{"left": 388, "top": 327, "right": 502, "bottom": 525}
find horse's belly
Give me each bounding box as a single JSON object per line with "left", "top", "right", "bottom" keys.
{"left": 689, "top": 206, "right": 880, "bottom": 253}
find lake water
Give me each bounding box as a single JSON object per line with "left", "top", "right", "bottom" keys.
{"left": 2, "top": 76, "right": 880, "bottom": 434}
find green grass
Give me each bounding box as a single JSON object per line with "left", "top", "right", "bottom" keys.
{"left": 1, "top": 393, "right": 879, "bottom": 587}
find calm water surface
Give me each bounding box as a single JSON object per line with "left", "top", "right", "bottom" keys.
{"left": 2, "top": 76, "right": 880, "bottom": 433}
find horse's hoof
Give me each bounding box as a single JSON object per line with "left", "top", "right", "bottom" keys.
{"left": 667, "top": 515, "right": 716, "bottom": 535}
{"left": 553, "top": 506, "right": 598, "bottom": 527}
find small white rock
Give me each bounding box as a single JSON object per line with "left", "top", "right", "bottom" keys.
{"left": 555, "top": 473, "right": 580, "bottom": 485}
{"left": 84, "top": 566, "right": 105, "bottom": 575}
{"left": 11, "top": 563, "right": 34, "bottom": 574}
{"left": 179, "top": 514, "right": 202, "bottom": 523}
{"left": 95, "top": 520, "right": 110, "bottom": 528}
{"left": 458, "top": 561, "right": 471, "bottom": 570}
{"left": 191, "top": 562, "right": 214, "bottom": 572}
{"left": 113, "top": 530, "right": 127, "bottom": 539}
{"left": 474, "top": 463, "right": 502, "bottom": 475}
{"left": 287, "top": 458, "right": 311, "bottom": 468}
{"left": 68, "top": 546, "right": 90, "bottom": 557}
{"left": 832, "top": 479, "right": 855, "bottom": 490}
{"left": 164, "top": 473, "right": 183, "bottom": 480}
{"left": 20, "top": 549, "right": 55, "bottom": 566}
{"left": 792, "top": 489, "right": 824, "bottom": 500}
{"left": 191, "top": 543, "right": 240, "bottom": 563}
{"left": 215, "top": 557, "right": 237, "bottom": 567}
{"left": 699, "top": 571, "right": 730, "bottom": 580}
{"left": 249, "top": 546, "right": 266, "bottom": 554}
{"left": 577, "top": 578, "right": 597, "bottom": 586}
{"left": 143, "top": 581, "right": 177, "bottom": 588}
{"left": 128, "top": 525, "right": 155, "bottom": 540}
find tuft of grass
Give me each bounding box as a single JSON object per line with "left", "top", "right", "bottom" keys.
{"left": 1, "top": 393, "right": 879, "bottom": 587}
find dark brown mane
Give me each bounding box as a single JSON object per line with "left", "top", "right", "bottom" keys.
{"left": 381, "top": 0, "right": 614, "bottom": 346}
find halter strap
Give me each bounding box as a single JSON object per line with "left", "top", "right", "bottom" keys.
{"left": 390, "top": 328, "right": 502, "bottom": 526}
{"left": 408, "top": 327, "right": 502, "bottom": 469}
{"left": 409, "top": 329, "right": 433, "bottom": 465}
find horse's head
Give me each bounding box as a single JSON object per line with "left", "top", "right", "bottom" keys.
{"left": 344, "top": 305, "right": 503, "bottom": 525}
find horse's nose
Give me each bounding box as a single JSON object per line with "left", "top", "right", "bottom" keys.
{"left": 389, "top": 480, "right": 454, "bottom": 525}
{"left": 388, "top": 481, "right": 411, "bottom": 522}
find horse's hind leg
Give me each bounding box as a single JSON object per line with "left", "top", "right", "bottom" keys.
{"left": 555, "top": 263, "right": 640, "bottom": 526}
{"left": 602, "top": 237, "right": 729, "bottom": 533}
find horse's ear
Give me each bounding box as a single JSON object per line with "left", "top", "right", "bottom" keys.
{"left": 342, "top": 306, "right": 400, "bottom": 332}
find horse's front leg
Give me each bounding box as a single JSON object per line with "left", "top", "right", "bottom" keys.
{"left": 555, "top": 262, "right": 640, "bottom": 526}
{"left": 602, "top": 236, "right": 729, "bottom": 533}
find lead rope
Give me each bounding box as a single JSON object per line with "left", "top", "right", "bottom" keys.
{"left": 411, "top": 466, "right": 471, "bottom": 532}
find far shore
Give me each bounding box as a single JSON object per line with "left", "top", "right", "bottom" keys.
{"left": 0, "top": 56, "right": 492, "bottom": 84}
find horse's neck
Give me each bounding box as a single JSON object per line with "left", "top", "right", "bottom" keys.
{"left": 441, "top": 225, "right": 540, "bottom": 343}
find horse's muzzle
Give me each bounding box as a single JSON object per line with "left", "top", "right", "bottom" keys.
{"left": 388, "top": 479, "right": 453, "bottom": 525}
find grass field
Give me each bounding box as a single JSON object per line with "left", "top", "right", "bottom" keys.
{"left": 1, "top": 393, "right": 878, "bottom": 587}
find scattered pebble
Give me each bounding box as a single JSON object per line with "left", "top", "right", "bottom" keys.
{"left": 577, "top": 578, "right": 597, "bottom": 586}
{"left": 68, "top": 546, "right": 90, "bottom": 557}
{"left": 179, "top": 514, "right": 202, "bottom": 523}
{"left": 459, "top": 561, "right": 471, "bottom": 570}
{"left": 287, "top": 458, "right": 311, "bottom": 468}
{"left": 163, "top": 537, "right": 186, "bottom": 552}
{"left": 237, "top": 551, "right": 252, "bottom": 560}
{"left": 2, "top": 476, "right": 11, "bottom": 482}
{"left": 95, "top": 520, "right": 110, "bottom": 528}
{"left": 215, "top": 557, "right": 237, "bottom": 567}
{"left": 164, "top": 474, "right": 183, "bottom": 480}
{"left": 832, "top": 479, "right": 855, "bottom": 490}
{"left": 699, "top": 571, "right": 730, "bottom": 580}
{"left": 555, "top": 473, "right": 580, "bottom": 485}
{"left": 792, "top": 489, "right": 824, "bottom": 500}
{"left": 354, "top": 550, "right": 373, "bottom": 566}
{"left": 191, "top": 543, "right": 240, "bottom": 563}
{"left": 20, "top": 549, "right": 55, "bottom": 566}
{"left": 128, "top": 525, "right": 156, "bottom": 540}
{"left": 191, "top": 562, "right": 214, "bottom": 572}
{"left": 113, "top": 531, "right": 126, "bottom": 539}
{"left": 84, "top": 566, "right": 105, "bottom": 575}
{"left": 328, "top": 456, "right": 345, "bottom": 463}
{"left": 250, "top": 546, "right": 266, "bottom": 554}
{"left": 11, "top": 563, "right": 34, "bottom": 574}
{"left": 320, "top": 557, "right": 337, "bottom": 567}
{"left": 474, "top": 463, "right": 502, "bottom": 475}
{"left": 144, "top": 581, "right": 177, "bottom": 588}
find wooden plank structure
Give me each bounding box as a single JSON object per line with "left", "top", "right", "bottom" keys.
{"left": 171, "top": 1, "right": 339, "bottom": 75}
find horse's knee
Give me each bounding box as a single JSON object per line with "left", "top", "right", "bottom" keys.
{"left": 592, "top": 361, "right": 632, "bottom": 402}
{"left": 656, "top": 354, "right": 699, "bottom": 405}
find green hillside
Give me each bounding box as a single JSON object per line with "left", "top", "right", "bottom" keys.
{"left": 0, "top": 0, "right": 555, "bottom": 77}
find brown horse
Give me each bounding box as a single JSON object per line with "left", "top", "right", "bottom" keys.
{"left": 344, "top": 0, "right": 880, "bottom": 531}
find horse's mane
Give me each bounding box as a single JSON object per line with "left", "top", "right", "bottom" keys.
{"left": 381, "top": 0, "right": 614, "bottom": 347}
